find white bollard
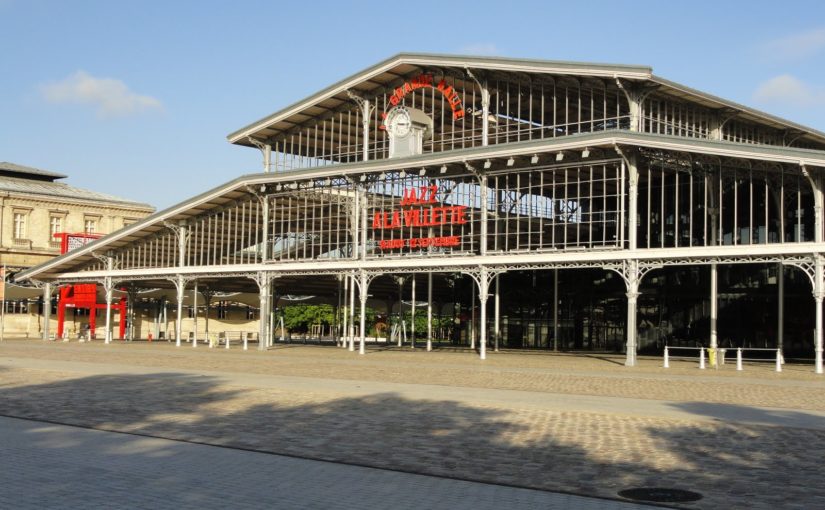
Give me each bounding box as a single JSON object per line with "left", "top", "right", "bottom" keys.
{"left": 699, "top": 347, "right": 706, "bottom": 370}
{"left": 775, "top": 349, "right": 782, "bottom": 373}
{"left": 663, "top": 346, "right": 670, "bottom": 368}
{"left": 225, "top": 335, "right": 230, "bottom": 350}
{"left": 243, "top": 334, "right": 248, "bottom": 351}
{"left": 736, "top": 348, "right": 743, "bottom": 371}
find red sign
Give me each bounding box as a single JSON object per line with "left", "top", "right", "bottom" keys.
{"left": 373, "top": 185, "right": 468, "bottom": 251}
{"left": 382, "top": 73, "right": 466, "bottom": 123}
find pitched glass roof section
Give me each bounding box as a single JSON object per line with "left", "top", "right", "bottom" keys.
{"left": 16, "top": 129, "right": 825, "bottom": 283}
{"left": 227, "top": 53, "right": 825, "bottom": 164}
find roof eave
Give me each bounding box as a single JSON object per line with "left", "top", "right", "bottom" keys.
{"left": 650, "top": 75, "right": 825, "bottom": 143}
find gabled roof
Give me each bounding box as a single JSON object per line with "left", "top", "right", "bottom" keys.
{"left": 228, "top": 52, "right": 825, "bottom": 149}
{"left": 227, "top": 53, "right": 653, "bottom": 147}
{"left": 0, "top": 175, "right": 155, "bottom": 209}
{"left": 0, "top": 161, "right": 67, "bottom": 181}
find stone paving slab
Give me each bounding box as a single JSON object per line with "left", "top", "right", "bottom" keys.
{"left": 2, "top": 340, "right": 823, "bottom": 409}
{"left": 6, "top": 356, "right": 825, "bottom": 430}
{"left": 1, "top": 339, "right": 824, "bottom": 509}
{"left": 1, "top": 416, "right": 662, "bottom": 510}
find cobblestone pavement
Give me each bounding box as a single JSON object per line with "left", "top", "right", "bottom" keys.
{"left": 0, "top": 415, "right": 660, "bottom": 510}
{"left": 2, "top": 339, "right": 824, "bottom": 509}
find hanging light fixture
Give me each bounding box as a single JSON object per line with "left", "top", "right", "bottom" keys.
{"left": 556, "top": 152, "right": 564, "bottom": 161}
{"left": 530, "top": 154, "right": 539, "bottom": 164}
{"left": 506, "top": 157, "right": 515, "bottom": 166}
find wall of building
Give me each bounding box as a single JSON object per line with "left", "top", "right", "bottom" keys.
{"left": 0, "top": 192, "right": 151, "bottom": 270}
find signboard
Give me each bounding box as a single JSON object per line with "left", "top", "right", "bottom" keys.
{"left": 53, "top": 233, "right": 101, "bottom": 255}
{"left": 372, "top": 184, "right": 468, "bottom": 251}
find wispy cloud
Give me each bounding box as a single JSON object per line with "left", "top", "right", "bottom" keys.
{"left": 761, "top": 27, "right": 825, "bottom": 62}
{"left": 456, "top": 43, "right": 502, "bottom": 57}
{"left": 753, "top": 74, "right": 825, "bottom": 107}
{"left": 40, "top": 71, "right": 162, "bottom": 118}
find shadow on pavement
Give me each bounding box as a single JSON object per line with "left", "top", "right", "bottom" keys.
{"left": 1, "top": 372, "right": 824, "bottom": 509}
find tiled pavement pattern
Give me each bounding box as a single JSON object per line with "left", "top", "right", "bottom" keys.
{"left": 1, "top": 340, "right": 824, "bottom": 509}
{"left": 0, "top": 415, "right": 660, "bottom": 510}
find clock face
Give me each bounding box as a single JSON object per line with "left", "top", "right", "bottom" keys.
{"left": 387, "top": 107, "right": 412, "bottom": 137}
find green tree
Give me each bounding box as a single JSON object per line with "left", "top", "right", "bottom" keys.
{"left": 281, "top": 304, "right": 335, "bottom": 332}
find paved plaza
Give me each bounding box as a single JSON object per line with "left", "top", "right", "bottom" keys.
{"left": 0, "top": 416, "right": 657, "bottom": 510}
{"left": 1, "top": 339, "right": 824, "bottom": 509}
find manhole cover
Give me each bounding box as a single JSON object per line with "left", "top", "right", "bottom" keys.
{"left": 618, "top": 487, "right": 703, "bottom": 503}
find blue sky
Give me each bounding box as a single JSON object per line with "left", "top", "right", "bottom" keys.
{"left": 2, "top": 0, "right": 824, "bottom": 210}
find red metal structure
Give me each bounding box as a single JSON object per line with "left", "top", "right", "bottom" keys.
{"left": 53, "top": 233, "right": 126, "bottom": 339}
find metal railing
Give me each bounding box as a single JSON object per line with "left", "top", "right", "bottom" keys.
{"left": 664, "top": 345, "right": 783, "bottom": 372}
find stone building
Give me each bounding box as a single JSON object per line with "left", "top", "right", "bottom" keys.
{"left": 1, "top": 161, "right": 154, "bottom": 336}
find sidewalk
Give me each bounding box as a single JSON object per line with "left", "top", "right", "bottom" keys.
{"left": 0, "top": 415, "right": 661, "bottom": 510}
{"left": 1, "top": 339, "right": 824, "bottom": 509}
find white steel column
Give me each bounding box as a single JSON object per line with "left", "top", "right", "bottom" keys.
{"left": 710, "top": 264, "right": 718, "bottom": 352}
{"left": 348, "top": 91, "right": 372, "bottom": 162}
{"left": 172, "top": 220, "right": 188, "bottom": 348}
{"left": 263, "top": 144, "right": 271, "bottom": 173}
{"left": 261, "top": 195, "right": 270, "bottom": 261}
{"left": 192, "top": 280, "right": 198, "bottom": 348}
{"left": 396, "top": 276, "right": 404, "bottom": 347}
{"left": 103, "top": 276, "right": 113, "bottom": 344}
{"left": 777, "top": 263, "right": 784, "bottom": 358}
{"left": 102, "top": 254, "right": 114, "bottom": 343}
{"left": 815, "top": 256, "right": 824, "bottom": 374}
{"left": 258, "top": 275, "right": 270, "bottom": 351}
{"left": 624, "top": 260, "right": 641, "bottom": 367}
{"left": 470, "top": 289, "right": 476, "bottom": 350}
{"left": 480, "top": 174, "right": 488, "bottom": 255}
{"left": 360, "top": 189, "right": 368, "bottom": 260}
{"left": 494, "top": 274, "right": 500, "bottom": 352}
{"left": 268, "top": 283, "right": 276, "bottom": 347}
{"left": 348, "top": 274, "right": 356, "bottom": 351}
{"left": 42, "top": 283, "right": 51, "bottom": 341}
{"left": 175, "top": 275, "right": 185, "bottom": 347}
{"left": 477, "top": 267, "right": 490, "bottom": 360}
{"left": 341, "top": 275, "right": 348, "bottom": 348}
{"left": 362, "top": 99, "right": 370, "bottom": 161}
{"left": 481, "top": 81, "right": 490, "bottom": 147}
{"left": 627, "top": 154, "right": 639, "bottom": 251}
{"left": 802, "top": 165, "right": 823, "bottom": 373}
{"left": 358, "top": 270, "right": 369, "bottom": 355}
{"left": 427, "top": 272, "right": 433, "bottom": 352}
{"left": 411, "top": 275, "right": 416, "bottom": 349}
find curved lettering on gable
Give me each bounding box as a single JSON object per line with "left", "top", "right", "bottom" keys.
{"left": 381, "top": 73, "right": 465, "bottom": 126}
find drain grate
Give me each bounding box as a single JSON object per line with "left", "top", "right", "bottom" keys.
{"left": 618, "top": 487, "right": 703, "bottom": 503}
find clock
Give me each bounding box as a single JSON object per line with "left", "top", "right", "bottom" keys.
{"left": 386, "top": 106, "right": 412, "bottom": 138}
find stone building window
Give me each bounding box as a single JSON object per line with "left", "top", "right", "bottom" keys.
{"left": 49, "top": 216, "right": 63, "bottom": 236}
{"left": 84, "top": 218, "right": 97, "bottom": 235}
{"left": 13, "top": 212, "right": 27, "bottom": 239}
